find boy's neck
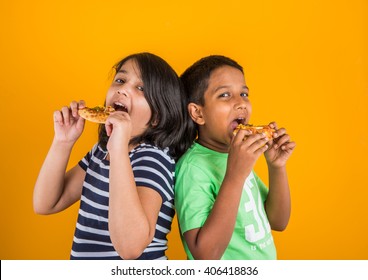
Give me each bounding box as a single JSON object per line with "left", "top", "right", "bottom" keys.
{"left": 197, "top": 138, "right": 229, "bottom": 154}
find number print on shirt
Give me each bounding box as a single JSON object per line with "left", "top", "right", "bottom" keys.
{"left": 243, "top": 173, "right": 271, "bottom": 243}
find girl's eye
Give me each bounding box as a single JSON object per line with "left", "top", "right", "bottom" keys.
{"left": 137, "top": 86, "right": 144, "bottom": 92}
{"left": 241, "top": 92, "right": 249, "bottom": 97}
{"left": 115, "top": 78, "right": 125, "bottom": 84}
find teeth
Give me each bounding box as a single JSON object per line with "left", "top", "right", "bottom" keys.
{"left": 235, "top": 118, "right": 245, "bottom": 124}
{"left": 113, "top": 102, "right": 128, "bottom": 113}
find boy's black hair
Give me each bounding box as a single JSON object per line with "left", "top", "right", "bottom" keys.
{"left": 98, "top": 52, "right": 193, "bottom": 160}
{"left": 180, "top": 55, "right": 244, "bottom": 106}
{"left": 179, "top": 55, "right": 244, "bottom": 143}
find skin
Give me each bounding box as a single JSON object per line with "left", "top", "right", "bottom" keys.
{"left": 33, "top": 59, "right": 162, "bottom": 259}
{"left": 185, "top": 65, "right": 296, "bottom": 259}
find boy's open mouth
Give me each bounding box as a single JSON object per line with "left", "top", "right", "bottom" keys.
{"left": 113, "top": 102, "right": 128, "bottom": 113}
{"left": 231, "top": 118, "right": 246, "bottom": 130}
{"left": 235, "top": 118, "right": 245, "bottom": 125}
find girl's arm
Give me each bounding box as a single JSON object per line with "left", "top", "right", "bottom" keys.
{"left": 184, "top": 130, "right": 270, "bottom": 260}
{"left": 105, "top": 111, "right": 163, "bottom": 260}
{"left": 108, "top": 151, "right": 162, "bottom": 259}
{"left": 33, "top": 101, "right": 86, "bottom": 214}
{"left": 33, "top": 141, "right": 85, "bottom": 214}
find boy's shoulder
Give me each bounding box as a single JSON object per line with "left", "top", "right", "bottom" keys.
{"left": 178, "top": 142, "right": 207, "bottom": 161}
{"left": 177, "top": 142, "right": 227, "bottom": 169}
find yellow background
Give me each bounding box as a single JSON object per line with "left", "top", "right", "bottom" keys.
{"left": 1, "top": 0, "right": 367, "bottom": 260}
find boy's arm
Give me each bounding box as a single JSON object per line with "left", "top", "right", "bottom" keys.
{"left": 33, "top": 140, "right": 85, "bottom": 214}
{"left": 184, "top": 131, "right": 269, "bottom": 260}
{"left": 184, "top": 173, "right": 246, "bottom": 259}
{"left": 264, "top": 123, "right": 296, "bottom": 231}
{"left": 264, "top": 166, "right": 291, "bottom": 231}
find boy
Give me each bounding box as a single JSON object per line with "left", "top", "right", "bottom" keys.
{"left": 175, "top": 55, "right": 296, "bottom": 260}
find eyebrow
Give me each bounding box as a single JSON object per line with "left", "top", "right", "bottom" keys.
{"left": 116, "top": 69, "right": 143, "bottom": 84}
{"left": 214, "top": 85, "right": 249, "bottom": 92}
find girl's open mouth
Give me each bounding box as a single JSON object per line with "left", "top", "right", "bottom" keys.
{"left": 113, "top": 102, "right": 128, "bottom": 113}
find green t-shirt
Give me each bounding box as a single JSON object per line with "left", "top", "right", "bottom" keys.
{"left": 175, "top": 142, "right": 277, "bottom": 260}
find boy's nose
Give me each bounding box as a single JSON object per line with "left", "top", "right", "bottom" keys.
{"left": 236, "top": 103, "right": 246, "bottom": 110}
{"left": 235, "top": 100, "right": 247, "bottom": 110}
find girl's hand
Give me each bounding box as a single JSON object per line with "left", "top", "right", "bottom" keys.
{"left": 105, "top": 111, "right": 132, "bottom": 154}
{"left": 53, "top": 100, "right": 85, "bottom": 144}
{"left": 264, "top": 122, "right": 296, "bottom": 167}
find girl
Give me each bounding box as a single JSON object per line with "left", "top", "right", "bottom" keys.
{"left": 33, "top": 52, "right": 193, "bottom": 260}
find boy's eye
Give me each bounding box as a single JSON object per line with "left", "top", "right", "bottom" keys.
{"left": 241, "top": 92, "right": 249, "bottom": 97}
{"left": 219, "top": 92, "right": 230, "bottom": 98}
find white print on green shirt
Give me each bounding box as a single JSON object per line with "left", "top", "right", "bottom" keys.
{"left": 243, "top": 173, "right": 271, "bottom": 243}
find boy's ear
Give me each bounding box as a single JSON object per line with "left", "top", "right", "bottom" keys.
{"left": 188, "top": 103, "right": 205, "bottom": 125}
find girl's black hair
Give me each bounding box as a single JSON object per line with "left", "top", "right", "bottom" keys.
{"left": 98, "top": 52, "right": 194, "bottom": 160}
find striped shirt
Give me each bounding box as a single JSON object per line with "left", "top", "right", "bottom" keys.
{"left": 70, "top": 143, "right": 175, "bottom": 260}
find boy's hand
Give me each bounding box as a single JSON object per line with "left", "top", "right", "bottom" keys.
{"left": 264, "top": 122, "right": 296, "bottom": 167}
{"left": 53, "top": 100, "right": 85, "bottom": 144}
{"left": 226, "top": 128, "right": 270, "bottom": 183}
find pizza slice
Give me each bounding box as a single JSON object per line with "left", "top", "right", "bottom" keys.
{"left": 78, "top": 106, "right": 115, "bottom": 124}
{"left": 233, "top": 123, "right": 275, "bottom": 139}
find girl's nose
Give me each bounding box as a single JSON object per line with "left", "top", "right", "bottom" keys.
{"left": 117, "top": 88, "right": 128, "bottom": 97}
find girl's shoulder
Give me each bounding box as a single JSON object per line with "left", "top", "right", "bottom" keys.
{"left": 83, "top": 143, "right": 108, "bottom": 160}
{"left": 130, "top": 143, "right": 175, "bottom": 164}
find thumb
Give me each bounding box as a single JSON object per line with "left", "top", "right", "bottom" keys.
{"left": 105, "top": 122, "right": 113, "bottom": 136}
{"left": 76, "top": 115, "right": 85, "bottom": 131}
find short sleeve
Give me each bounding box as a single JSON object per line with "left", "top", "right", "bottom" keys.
{"left": 175, "top": 161, "right": 216, "bottom": 234}
{"left": 130, "top": 146, "right": 175, "bottom": 203}
{"left": 78, "top": 144, "right": 99, "bottom": 171}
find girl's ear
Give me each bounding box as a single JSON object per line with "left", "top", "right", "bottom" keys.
{"left": 188, "top": 103, "right": 205, "bottom": 125}
{"left": 151, "top": 114, "right": 159, "bottom": 127}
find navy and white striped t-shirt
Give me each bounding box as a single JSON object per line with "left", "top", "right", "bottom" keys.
{"left": 70, "top": 143, "right": 175, "bottom": 260}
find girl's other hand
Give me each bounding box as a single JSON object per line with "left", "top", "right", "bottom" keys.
{"left": 53, "top": 100, "right": 85, "bottom": 144}
{"left": 265, "top": 122, "right": 296, "bottom": 167}
{"left": 105, "top": 111, "right": 132, "bottom": 153}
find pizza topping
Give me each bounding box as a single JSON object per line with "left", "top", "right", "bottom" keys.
{"left": 86, "top": 106, "right": 102, "bottom": 112}
{"left": 230, "top": 117, "right": 246, "bottom": 130}
{"left": 78, "top": 105, "right": 115, "bottom": 124}
{"left": 233, "top": 123, "right": 275, "bottom": 139}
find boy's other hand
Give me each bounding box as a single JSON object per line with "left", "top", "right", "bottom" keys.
{"left": 264, "top": 122, "right": 296, "bottom": 167}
